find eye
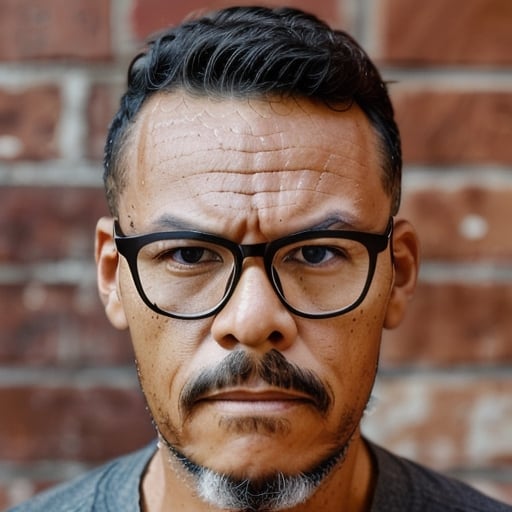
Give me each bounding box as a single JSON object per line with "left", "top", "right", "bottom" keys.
{"left": 287, "top": 245, "right": 346, "bottom": 266}
{"left": 160, "top": 246, "right": 222, "bottom": 265}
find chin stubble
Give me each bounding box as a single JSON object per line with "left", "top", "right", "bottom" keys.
{"left": 158, "top": 433, "right": 349, "bottom": 512}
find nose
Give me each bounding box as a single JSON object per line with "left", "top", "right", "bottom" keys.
{"left": 210, "top": 261, "right": 298, "bottom": 352}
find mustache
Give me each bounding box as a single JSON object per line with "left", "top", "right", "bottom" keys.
{"left": 180, "top": 349, "right": 332, "bottom": 415}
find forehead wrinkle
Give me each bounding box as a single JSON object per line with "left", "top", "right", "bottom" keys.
{"left": 148, "top": 146, "right": 357, "bottom": 176}
{"left": 164, "top": 169, "right": 362, "bottom": 218}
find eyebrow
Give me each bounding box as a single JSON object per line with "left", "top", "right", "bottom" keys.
{"left": 149, "top": 214, "right": 202, "bottom": 232}
{"left": 150, "top": 212, "right": 359, "bottom": 236}
{"left": 307, "top": 214, "right": 357, "bottom": 231}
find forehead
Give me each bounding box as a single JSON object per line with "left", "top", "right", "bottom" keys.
{"left": 119, "top": 92, "right": 390, "bottom": 237}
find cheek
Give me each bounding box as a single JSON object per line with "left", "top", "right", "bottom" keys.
{"left": 123, "top": 303, "right": 221, "bottom": 418}
{"left": 297, "top": 305, "right": 385, "bottom": 408}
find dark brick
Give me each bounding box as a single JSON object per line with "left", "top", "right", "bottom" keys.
{"left": 383, "top": 282, "right": 512, "bottom": 367}
{"left": 0, "top": 284, "right": 133, "bottom": 366}
{"left": 0, "top": 187, "right": 108, "bottom": 264}
{"left": 131, "top": 0, "right": 344, "bottom": 39}
{"left": 0, "top": 0, "right": 111, "bottom": 61}
{"left": 394, "top": 90, "right": 512, "bottom": 165}
{"left": 380, "top": 0, "right": 512, "bottom": 65}
{"left": 400, "top": 186, "right": 512, "bottom": 261}
{"left": 0, "top": 386, "right": 154, "bottom": 462}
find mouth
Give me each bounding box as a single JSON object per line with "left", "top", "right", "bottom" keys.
{"left": 196, "top": 388, "right": 317, "bottom": 414}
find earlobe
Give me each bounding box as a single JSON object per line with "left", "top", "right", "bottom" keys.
{"left": 95, "top": 216, "right": 128, "bottom": 330}
{"left": 384, "top": 218, "right": 420, "bottom": 329}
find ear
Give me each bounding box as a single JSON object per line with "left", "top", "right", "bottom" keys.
{"left": 95, "top": 216, "right": 128, "bottom": 330}
{"left": 384, "top": 218, "right": 420, "bottom": 329}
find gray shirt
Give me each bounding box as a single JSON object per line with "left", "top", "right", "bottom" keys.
{"left": 9, "top": 441, "right": 512, "bottom": 511}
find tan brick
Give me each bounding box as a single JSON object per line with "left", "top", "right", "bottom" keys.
{"left": 400, "top": 186, "right": 512, "bottom": 260}
{"left": 0, "top": 187, "right": 108, "bottom": 263}
{"left": 131, "top": 0, "right": 344, "bottom": 39}
{"left": 0, "top": 387, "right": 154, "bottom": 462}
{"left": 363, "top": 375, "right": 512, "bottom": 470}
{"left": 0, "top": 284, "right": 133, "bottom": 366}
{"left": 0, "top": 480, "right": 57, "bottom": 510}
{"left": 380, "top": 0, "right": 512, "bottom": 65}
{"left": 393, "top": 90, "right": 512, "bottom": 165}
{"left": 383, "top": 282, "right": 512, "bottom": 367}
{"left": 0, "top": 86, "right": 60, "bottom": 161}
{"left": 0, "top": 0, "right": 111, "bottom": 61}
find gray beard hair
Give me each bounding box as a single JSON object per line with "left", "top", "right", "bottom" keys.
{"left": 158, "top": 434, "right": 348, "bottom": 512}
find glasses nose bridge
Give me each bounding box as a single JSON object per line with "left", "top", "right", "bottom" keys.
{"left": 238, "top": 241, "right": 268, "bottom": 260}
{"left": 233, "top": 241, "right": 274, "bottom": 289}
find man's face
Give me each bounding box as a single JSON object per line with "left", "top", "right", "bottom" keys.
{"left": 106, "top": 92, "right": 396, "bottom": 480}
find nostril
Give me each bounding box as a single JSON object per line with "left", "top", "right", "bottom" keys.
{"left": 217, "top": 333, "right": 239, "bottom": 350}
{"left": 268, "top": 331, "right": 284, "bottom": 343}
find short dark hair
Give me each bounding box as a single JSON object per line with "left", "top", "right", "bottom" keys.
{"left": 104, "top": 6, "right": 401, "bottom": 216}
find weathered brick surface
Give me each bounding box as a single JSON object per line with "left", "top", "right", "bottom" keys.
{"left": 0, "top": 86, "right": 61, "bottom": 161}
{"left": 1, "top": 0, "right": 511, "bottom": 507}
{"left": 0, "top": 386, "right": 154, "bottom": 461}
{"left": 382, "top": 282, "right": 512, "bottom": 367}
{"left": 363, "top": 375, "right": 512, "bottom": 469}
{"left": 364, "top": 375, "right": 512, "bottom": 503}
{"left": 400, "top": 186, "right": 512, "bottom": 260}
{"left": 394, "top": 90, "right": 512, "bottom": 165}
{"left": 0, "top": 0, "right": 111, "bottom": 61}
{"left": 380, "top": 0, "right": 512, "bottom": 65}
{"left": 131, "top": 0, "right": 344, "bottom": 39}
{"left": 0, "top": 284, "right": 133, "bottom": 366}
{"left": 0, "top": 187, "right": 108, "bottom": 263}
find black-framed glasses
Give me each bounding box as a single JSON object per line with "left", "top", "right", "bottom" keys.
{"left": 113, "top": 218, "right": 393, "bottom": 320}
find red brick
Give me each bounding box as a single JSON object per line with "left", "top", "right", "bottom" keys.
{"left": 0, "top": 387, "right": 154, "bottom": 462}
{"left": 383, "top": 282, "right": 512, "bottom": 367}
{"left": 87, "top": 84, "right": 120, "bottom": 161}
{"left": 0, "top": 187, "right": 108, "bottom": 263}
{"left": 380, "top": 0, "right": 512, "bottom": 65}
{"left": 0, "top": 0, "right": 111, "bottom": 61}
{"left": 363, "top": 376, "right": 512, "bottom": 470}
{"left": 131, "top": 0, "right": 343, "bottom": 40}
{"left": 393, "top": 90, "right": 512, "bottom": 165}
{"left": 400, "top": 186, "right": 512, "bottom": 260}
{"left": 0, "top": 86, "right": 60, "bottom": 161}
{"left": 0, "top": 284, "right": 133, "bottom": 366}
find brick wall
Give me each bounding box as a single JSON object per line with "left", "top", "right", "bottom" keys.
{"left": 0, "top": 0, "right": 511, "bottom": 508}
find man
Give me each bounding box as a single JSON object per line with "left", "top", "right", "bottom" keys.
{"left": 11, "top": 5, "right": 510, "bottom": 512}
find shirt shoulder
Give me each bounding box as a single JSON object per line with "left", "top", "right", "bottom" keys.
{"left": 7, "top": 443, "right": 156, "bottom": 512}
{"left": 369, "top": 442, "right": 512, "bottom": 512}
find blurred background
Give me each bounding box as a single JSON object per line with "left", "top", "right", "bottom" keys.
{"left": 0, "top": 0, "right": 511, "bottom": 508}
